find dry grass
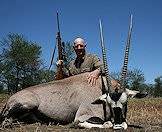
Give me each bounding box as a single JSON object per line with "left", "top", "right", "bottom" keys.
{"left": 128, "top": 98, "right": 162, "bottom": 126}
{"left": 0, "top": 94, "right": 162, "bottom": 131}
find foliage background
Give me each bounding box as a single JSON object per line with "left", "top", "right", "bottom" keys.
{"left": 0, "top": 33, "right": 162, "bottom": 97}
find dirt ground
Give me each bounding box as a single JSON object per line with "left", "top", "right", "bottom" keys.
{"left": 0, "top": 94, "right": 162, "bottom": 132}
{"left": 0, "top": 122, "right": 162, "bottom": 132}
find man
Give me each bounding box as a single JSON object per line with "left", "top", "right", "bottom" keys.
{"left": 57, "top": 37, "right": 101, "bottom": 86}
{"left": 57, "top": 37, "right": 147, "bottom": 97}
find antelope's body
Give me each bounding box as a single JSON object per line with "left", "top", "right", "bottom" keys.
{"left": 1, "top": 72, "right": 108, "bottom": 126}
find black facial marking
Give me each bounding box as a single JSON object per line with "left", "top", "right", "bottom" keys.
{"left": 113, "top": 107, "right": 125, "bottom": 124}
{"left": 109, "top": 91, "right": 122, "bottom": 102}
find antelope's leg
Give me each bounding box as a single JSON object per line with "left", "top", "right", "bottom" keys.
{"left": 74, "top": 103, "right": 107, "bottom": 128}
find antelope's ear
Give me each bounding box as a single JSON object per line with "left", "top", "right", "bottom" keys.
{"left": 126, "top": 89, "right": 139, "bottom": 97}
{"left": 134, "top": 92, "right": 148, "bottom": 98}
{"left": 91, "top": 94, "right": 107, "bottom": 104}
{"left": 126, "top": 89, "right": 148, "bottom": 98}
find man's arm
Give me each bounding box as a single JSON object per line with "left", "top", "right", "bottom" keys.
{"left": 87, "top": 55, "right": 103, "bottom": 86}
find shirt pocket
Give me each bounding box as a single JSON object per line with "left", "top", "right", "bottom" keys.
{"left": 81, "top": 67, "right": 91, "bottom": 73}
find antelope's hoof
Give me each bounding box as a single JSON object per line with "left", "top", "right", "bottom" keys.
{"left": 103, "top": 121, "right": 113, "bottom": 128}
{"left": 78, "top": 121, "right": 104, "bottom": 128}
{"left": 113, "top": 122, "right": 128, "bottom": 130}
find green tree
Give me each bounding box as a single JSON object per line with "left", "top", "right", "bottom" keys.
{"left": 111, "top": 68, "right": 145, "bottom": 90}
{"left": 0, "top": 33, "right": 42, "bottom": 93}
{"left": 0, "top": 82, "right": 3, "bottom": 92}
{"left": 146, "top": 84, "right": 154, "bottom": 97}
{"left": 128, "top": 69, "right": 145, "bottom": 91}
{"left": 154, "top": 76, "right": 162, "bottom": 97}
{"left": 62, "top": 41, "right": 75, "bottom": 69}
{"left": 37, "top": 69, "right": 55, "bottom": 83}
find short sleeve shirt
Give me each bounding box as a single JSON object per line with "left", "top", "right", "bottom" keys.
{"left": 68, "top": 54, "right": 102, "bottom": 76}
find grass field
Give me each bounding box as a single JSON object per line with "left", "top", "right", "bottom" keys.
{"left": 0, "top": 94, "right": 162, "bottom": 132}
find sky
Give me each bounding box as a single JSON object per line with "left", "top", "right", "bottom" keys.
{"left": 0, "top": 0, "right": 162, "bottom": 84}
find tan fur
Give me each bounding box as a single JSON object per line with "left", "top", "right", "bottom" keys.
{"left": 2, "top": 72, "right": 138, "bottom": 125}
{"left": 4, "top": 72, "right": 108, "bottom": 123}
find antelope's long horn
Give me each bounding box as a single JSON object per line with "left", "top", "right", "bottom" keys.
{"left": 99, "top": 19, "right": 112, "bottom": 93}
{"left": 120, "top": 15, "right": 133, "bottom": 92}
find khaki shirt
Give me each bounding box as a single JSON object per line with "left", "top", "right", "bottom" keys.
{"left": 67, "top": 54, "right": 102, "bottom": 76}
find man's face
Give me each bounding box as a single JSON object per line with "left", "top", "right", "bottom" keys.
{"left": 73, "top": 42, "right": 86, "bottom": 58}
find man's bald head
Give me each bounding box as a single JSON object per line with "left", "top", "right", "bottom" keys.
{"left": 74, "top": 37, "right": 85, "bottom": 45}
{"left": 73, "top": 37, "right": 86, "bottom": 58}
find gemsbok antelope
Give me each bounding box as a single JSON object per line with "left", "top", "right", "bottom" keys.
{"left": 0, "top": 15, "right": 146, "bottom": 130}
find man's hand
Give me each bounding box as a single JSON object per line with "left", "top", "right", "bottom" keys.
{"left": 87, "top": 69, "right": 100, "bottom": 86}
{"left": 56, "top": 60, "right": 63, "bottom": 66}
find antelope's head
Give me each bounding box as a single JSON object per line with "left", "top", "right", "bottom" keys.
{"left": 92, "top": 15, "right": 133, "bottom": 129}
{"left": 92, "top": 80, "right": 128, "bottom": 127}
